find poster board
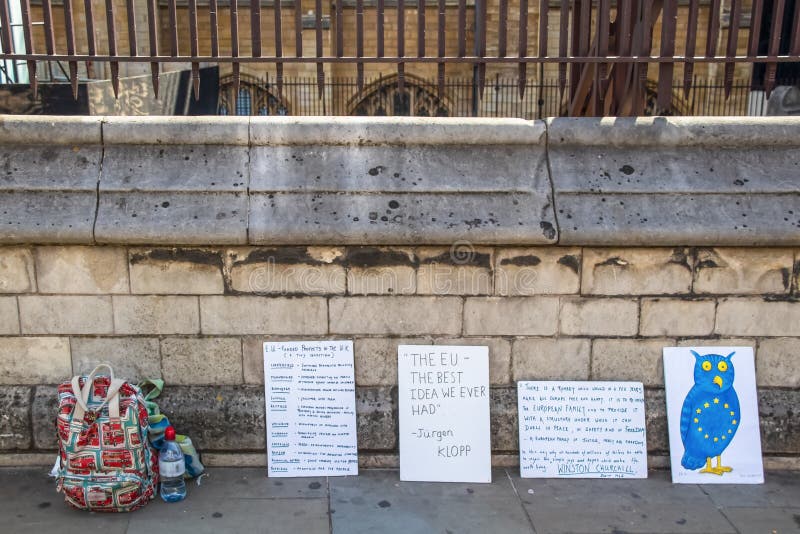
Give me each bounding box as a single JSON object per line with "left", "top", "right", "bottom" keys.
{"left": 517, "top": 381, "right": 648, "bottom": 478}
{"left": 263, "top": 340, "right": 358, "bottom": 477}
{"left": 398, "top": 345, "right": 491, "bottom": 483}
{"left": 663, "top": 346, "right": 763, "bottom": 484}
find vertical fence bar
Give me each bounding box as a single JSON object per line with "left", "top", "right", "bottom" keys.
{"left": 357, "top": 0, "right": 364, "bottom": 92}
{"left": 210, "top": 0, "right": 219, "bottom": 57}
{"left": 146, "top": 0, "right": 159, "bottom": 96}
{"left": 19, "top": 0, "right": 35, "bottom": 91}
{"left": 398, "top": 0, "right": 405, "bottom": 92}
{"left": 295, "top": 0, "right": 302, "bottom": 57}
{"left": 418, "top": 0, "right": 426, "bottom": 58}
{"left": 747, "top": 0, "right": 763, "bottom": 59}
{"left": 568, "top": 0, "right": 581, "bottom": 102}
{"left": 516, "top": 0, "right": 528, "bottom": 97}
{"left": 613, "top": 0, "right": 631, "bottom": 113}
{"left": 0, "top": 0, "right": 13, "bottom": 58}
{"left": 706, "top": 0, "right": 721, "bottom": 58}
{"left": 231, "top": 0, "right": 240, "bottom": 110}
{"left": 83, "top": 0, "right": 96, "bottom": 78}
{"left": 636, "top": 0, "right": 651, "bottom": 112}
{"left": 168, "top": 0, "right": 179, "bottom": 56}
{"left": 683, "top": 0, "right": 699, "bottom": 96}
{"left": 252, "top": 0, "right": 262, "bottom": 57}
{"left": 723, "top": 0, "right": 741, "bottom": 97}
{"left": 790, "top": 0, "right": 800, "bottom": 59}
{"left": 437, "top": 0, "right": 445, "bottom": 97}
{"left": 377, "top": 0, "right": 384, "bottom": 57}
{"left": 657, "top": 0, "right": 677, "bottom": 113}
{"left": 189, "top": 0, "right": 200, "bottom": 99}
{"left": 596, "top": 0, "right": 609, "bottom": 115}
{"left": 498, "top": 0, "right": 506, "bottom": 58}
{"left": 105, "top": 0, "right": 119, "bottom": 96}
{"left": 126, "top": 0, "right": 137, "bottom": 55}
{"left": 558, "top": 0, "right": 568, "bottom": 95}
{"left": 315, "top": 0, "right": 323, "bottom": 97}
{"left": 42, "top": 0, "right": 56, "bottom": 56}
{"left": 63, "top": 0, "right": 79, "bottom": 97}
{"left": 765, "top": 0, "right": 785, "bottom": 95}
{"left": 457, "top": 0, "right": 465, "bottom": 57}
{"left": 476, "top": 0, "right": 486, "bottom": 99}
{"left": 335, "top": 0, "right": 343, "bottom": 57}
{"left": 274, "top": 0, "right": 283, "bottom": 96}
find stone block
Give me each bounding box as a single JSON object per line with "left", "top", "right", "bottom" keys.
{"left": 581, "top": 248, "right": 693, "bottom": 295}
{"left": 640, "top": 298, "right": 716, "bottom": 337}
{"left": 676, "top": 338, "right": 756, "bottom": 348}
{"left": 95, "top": 192, "right": 248, "bottom": 245}
{"left": 71, "top": 337, "right": 161, "bottom": 381}
{"left": 156, "top": 385, "right": 266, "bottom": 450}
{"left": 0, "top": 115, "right": 102, "bottom": 145}
{"left": 0, "top": 386, "right": 31, "bottom": 449}
{"left": 101, "top": 116, "right": 249, "bottom": 146}
{"left": 716, "top": 298, "right": 800, "bottom": 337}
{"left": 346, "top": 247, "right": 416, "bottom": 295}
{"left": 693, "top": 248, "right": 793, "bottom": 295}
{"left": 356, "top": 387, "right": 396, "bottom": 450}
{"left": 560, "top": 297, "right": 639, "bottom": 336}
{"left": 591, "top": 338, "right": 675, "bottom": 386}
{"left": 229, "top": 247, "right": 346, "bottom": 295}
{"left": 19, "top": 296, "right": 113, "bottom": 334}
{"left": 0, "top": 247, "right": 35, "bottom": 292}
{"left": 511, "top": 338, "right": 591, "bottom": 381}
{"left": 113, "top": 295, "right": 200, "bottom": 334}
{"left": 201, "top": 296, "right": 327, "bottom": 335}
{"left": 645, "top": 389, "right": 669, "bottom": 452}
{"left": 416, "top": 246, "right": 492, "bottom": 295}
{"left": 129, "top": 248, "right": 224, "bottom": 294}
{"left": 161, "top": 338, "right": 243, "bottom": 385}
{"left": 353, "top": 337, "right": 432, "bottom": 386}
{"left": 0, "top": 145, "right": 101, "bottom": 191}
{"left": 495, "top": 247, "right": 581, "bottom": 296}
{"left": 463, "top": 297, "right": 559, "bottom": 336}
{"left": 35, "top": 246, "right": 128, "bottom": 294}
{"left": 0, "top": 338, "right": 71, "bottom": 384}
{"left": 0, "top": 296, "right": 18, "bottom": 334}
{"left": 756, "top": 338, "right": 800, "bottom": 388}
{"left": 490, "top": 387, "right": 518, "bottom": 451}
{"left": 433, "top": 337, "right": 512, "bottom": 385}
{"left": 759, "top": 389, "right": 800, "bottom": 454}
{"left": 0, "top": 191, "right": 96, "bottom": 244}
{"left": 32, "top": 385, "right": 58, "bottom": 449}
{"left": 330, "top": 296, "right": 461, "bottom": 335}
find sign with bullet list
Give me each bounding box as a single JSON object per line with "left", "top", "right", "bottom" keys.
{"left": 398, "top": 345, "right": 491, "bottom": 483}
{"left": 518, "top": 381, "right": 648, "bottom": 478}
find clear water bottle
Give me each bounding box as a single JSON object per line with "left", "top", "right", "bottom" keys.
{"left": 159, "top": 426, "right": 186, "bottom": 502}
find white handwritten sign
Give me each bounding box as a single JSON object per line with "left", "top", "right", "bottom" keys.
{"left": 398, "top": 345, "right": 491, "bottom": 483}
{"left": 263, "top": 340, "right": 358, "bottom": 477}
{"left": 518, "top": 381, "right": 647, "bottom": 478}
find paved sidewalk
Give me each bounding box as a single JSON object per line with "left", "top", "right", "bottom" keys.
{"left": 2, "top": 467, "right": 798, "bottom": 534}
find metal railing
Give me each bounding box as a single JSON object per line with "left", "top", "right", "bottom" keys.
{"left": 0, "top": 0, "right": 799, "bottom": 115}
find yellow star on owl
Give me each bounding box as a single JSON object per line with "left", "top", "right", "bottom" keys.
{"left": 696, "top": 408, "right": 702, "bottom": 414}
{"left": 704, "top": 434, "right": 709, "bottom": 439}
{"left": 693, "top": 418, "right": 699, "bottom": 423}
{"left": 698, "top": 427, "right": 703, "bottom": 432}
{"left": 704, "top": 402, "right": 710, "bottom": 408}
{"left": 728, "top": 429, "right": 732, "bottom": 434}
{"left": 730, "top": 411, "right": 735, "bottom": 416}
{"left": 713, "top": 398, "right": 719, "bottom": 404}
{"left": 722, "top": 436, "right": 726, "bottom": 440}
{"left": 732, "top": 420, "right": 737, "bottom": 425}
{"left": 714, "top": 437, "right": 719, "bottom": 442}
{"left": 724, "top": 403, "right": 729, "bottom": 408}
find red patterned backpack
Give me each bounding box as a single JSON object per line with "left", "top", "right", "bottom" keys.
{"left": 55, "top": 364, "right": 159, "bottom": 512}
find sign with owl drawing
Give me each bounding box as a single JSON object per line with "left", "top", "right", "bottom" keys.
{"left": 663, "top": 347, "right": 764, "bottom": 484}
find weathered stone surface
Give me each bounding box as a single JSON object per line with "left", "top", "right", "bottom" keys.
{"left": 330, "top": 296, "right": 461, "bottom": 335}
{"left": 71, "top": 337, "right": 161, "bottom": 380}
{"left": 156, "top": 386, "right": 266, "bottom": 450}
{"left": 95, "top": 192, "right": 248, "bottom": 245}
{"left": 495, "top": 247, "right": 581, "bottom": 296}
{"left": 129, "top": 248, "right": 224, "bottom": 294}
{"left": 161, "top": 337, "right": 243, "bottom": 385}
{"left": 434, "top": 337, "right": 512, "bottom": 385}
{"left": 0, "top": 145, "right": 101, "bottom": 191}
{"left": 0, "top": 296, "right": 18, "bottom": 334}
{"left": 102, "top": 145, "right": 249, "bottom": 191}
{"left": 756, "top": 338, "right": 800, "bottom": 388}
{"left": 464, "top": 297, "right": 559, "bottom": 336}
{"left": 759, "top": 389, "right": 800, "bottom": 454}
{"left": 645, "top": 389, "right": 669, "bottom": 452}
{"left": 102, "top": 116, "right": 249, "bottom": 146}
{"left": 0, "top": 115, "right": 102, "bottom": 145}
{"left": 716, "top": 298, "right": 800, "bottom": 336}
{"left": 0, "top": 337, "right": 71, "bottom": 384}
{"left": 511, "top": 338, "right": 591, "bottom": 381}
{"left": 113, "top": 295, "right": 200, "bottom": 334}
{"left": 0, "top": 386, "right": 31, "bottom": 449}
{"left": 416, "top": 246, "right": 492, "bottom": 295}
{"left": 19, "top": 296, "right": 113, "bottom": 334}
{"left": 229, "top": 247, "right": 346, "bottom": 295}
{"left": 557, "top": 194, "right": 800, "bottom": 246}
{"left": 201, "top": 296, "right": 327, "bottom": 335}
{"left": 353, "top": 337, "right": 431, "bottom": 386}
{"left": 560, "top": 297, "right": 639, "bottom": 336}
{"left": 249, "top": 191, "right": 556, "bottom": 245}
{"left": 581, "top": 248, "right": 693, "bottom": 295}
{"left": 693, "top": 248, "right": 794, "bottom": 295}
{"left": 349, "top": 266, "right": 416, "bottom": 295}
{"left": 32, "top": 385, "right": 58, "bottom": 449}
{"left": 591, "top": 338, "right": 675, "bottom": 386}
{"left": 0, "top": 191, "right": 96, "bottom": 244}
{"left": 676, "top": 338, "right": 756, "bottom": 348}
{"left": 640, "top": 298, "right": 716, "bottom": 337}
{"left": 356, "top": 387, "right": 396, "bottom": 450}
{"left": 35, "top": 246, "right": 128, "bottom": 294}
{"left": 0, "top": 247, "right": 35, "bottom": 292}
{"left": 490, "top": 387, "right": 518, "bottom": 451}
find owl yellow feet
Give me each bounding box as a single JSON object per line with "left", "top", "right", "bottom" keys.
{"left": 715, "top": 455, "right": 732, "bottom": 473}
{"left": 699, "top": 457, "right": 726, "bottom": 475}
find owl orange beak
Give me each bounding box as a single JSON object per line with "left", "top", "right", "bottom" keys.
{"left": 713, "top": 375, "right": 723, "bottom": 388}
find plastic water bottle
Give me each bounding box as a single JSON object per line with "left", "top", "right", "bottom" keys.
{"left": 159, "top": 426, "right": 186, "bottom": 502}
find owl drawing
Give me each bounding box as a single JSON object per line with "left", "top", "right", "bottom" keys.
{"left": 679, "top": 350, "right": 740, "bottom": 475}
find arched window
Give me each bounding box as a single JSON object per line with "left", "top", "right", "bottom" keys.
{"left": 218, "top": 75, "right": 291, "bottom": 116}
{"left": 347, "top": 74, "right": 451, "bottom": 117}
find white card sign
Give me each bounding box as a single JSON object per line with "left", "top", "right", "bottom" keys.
{"left": 263, "top": 340, "right": 358, "bottom": 477}
{"left": 664, "top": 347, "right": 763, "bottom": 484}
{"left": 398, "top": 345, "right": 491, "bottom": 483}
{"left": 518, "top": 381, "right": 648, "bottom": 479}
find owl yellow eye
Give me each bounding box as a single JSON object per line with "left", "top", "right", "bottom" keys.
{"left": 717, "top": 361, "right": 728, "bottom": 372}
{"left": 702, "top": 361, "right": 712, "bottom": 371}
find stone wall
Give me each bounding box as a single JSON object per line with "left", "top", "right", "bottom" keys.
{"left": 0, "top": 115, "right": 798, "bottom": 470}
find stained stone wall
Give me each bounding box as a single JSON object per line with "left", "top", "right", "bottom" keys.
{"left": 0, "top": 115, "right": 798, "bottom": 469}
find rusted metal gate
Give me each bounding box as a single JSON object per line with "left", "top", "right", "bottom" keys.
{"left": 0, "top": 0, "right": 798, "bottom": 115}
